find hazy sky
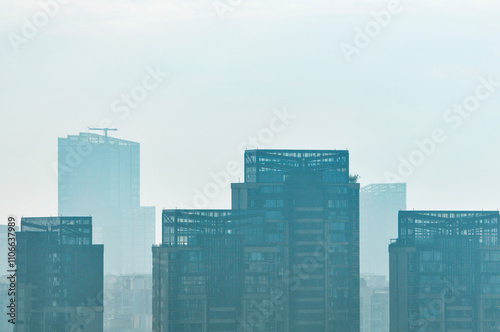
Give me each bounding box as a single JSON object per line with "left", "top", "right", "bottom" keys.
{"left": 1, "top": 0, "right": 500, "bottom": 233}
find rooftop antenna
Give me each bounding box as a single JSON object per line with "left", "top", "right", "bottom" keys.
{"left": 88, "top": 127, "right": 117, "bottom": 139}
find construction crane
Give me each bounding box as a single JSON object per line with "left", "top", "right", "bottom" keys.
{"left": 88, "top": 127, "right": 117, "bottom": 138}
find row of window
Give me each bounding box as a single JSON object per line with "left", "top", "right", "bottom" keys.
{"left": 244, "top": 252, "right": 275, "bottom": 261}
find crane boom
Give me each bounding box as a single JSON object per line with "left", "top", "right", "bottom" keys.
{"left": 88, "top": 127, "right": 118, "bottom": 138}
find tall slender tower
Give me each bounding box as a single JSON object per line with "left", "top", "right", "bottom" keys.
{"left": 360, "top": 183, "right": 406, "bottom": 277}
{"left": 232, "top": 150, "right": 360, "bottom": 332}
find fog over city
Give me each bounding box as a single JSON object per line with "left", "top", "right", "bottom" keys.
{"left": 2, "top": 0, "right": 499, "bottom": 229}
{"left": 1, "top": 1, "right": 500, "bottom": 331}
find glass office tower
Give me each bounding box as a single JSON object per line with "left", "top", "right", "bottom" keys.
{"left": 58, "top": 132, "right": 155, "bottom": 275}
{"left": 360, "top": 183, "right": 406, "bottom": 277}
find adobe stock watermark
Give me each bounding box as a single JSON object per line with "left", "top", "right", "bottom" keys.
{"left": 212, "top": 0, "right": 245, "bottom": 21}
{"left": 409, "top": 280, "right": 466, "bottom": 332}
{"left": 340, "top": 0, "right": 403, "bottom": 64}
{"left": 8, "top": 0, "right": 71, "bottom": 53}
{"left": 102, "top": 65, "right": 168, "bottom": 127}
{"left": 52, "top": 65, "right": 167, "bottom": 177}
{"left": 65, "top": 289, "right": 104, "bottom": 331}
{"left": 53, "top": 140, "right": 94, "bottom": 178}
{"left": 191, "top": 107, "right": 296, "bottom": 209}
{"left": 237, "top": 238, "right": 340, "bottom": 331}
{"left": 385, "top": 75, "right": 499, "bottom": 183}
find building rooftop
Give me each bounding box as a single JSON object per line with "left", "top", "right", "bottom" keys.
{"left": 60, "top": 132, "right": 139, "bottom": 146}
{"left": 161, "top": 209, "right": 264, "bottom": 246}
{"left": 394, "top": 210, "right": 500, "bottom": 247}
{"left": 244, "top": 149, "right": 349, "bottom": 183}
{"left": 20, "top": 216, "right": 93, "bottom": 245}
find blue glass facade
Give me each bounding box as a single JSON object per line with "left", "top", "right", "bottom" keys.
{"left": 58, "top": 132, "right": 155, "bottom": 275}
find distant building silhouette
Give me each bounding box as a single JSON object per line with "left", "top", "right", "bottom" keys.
{"left": 360, "top": 183, "right": 406, "bottom": 277}
{"left": 16, "top": 217, "right": 103, "bottom": 332}
{"left": 58, "top": 132, "right": 155, "bottom": 275}
{"left": 0, "top": 280, "right": 15, "bottom": 332}
{"left": 153, "top": 149, "right": 360, "bottom": 332}
{"left": 360, "top": 275, "right": 389, "bottom": 332}
{"left": 104, "top": 275, "right": 152, "bottom": 332}
{"left": 389, "top": 211, "right": 500, "bottom": 332}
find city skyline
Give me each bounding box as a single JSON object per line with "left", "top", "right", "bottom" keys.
{"left": 5, "top": 145, "right": 499, "bottom": 332}
{"left": 3, "top": 124, "right": 499, "bottom": 229}
{"left": 2, "top": 129, "right": 499, "bottom": 233}
{"left": 2, "top": 1, "right": 500, "bottom": 226}
{"left": 1, "top": 1, "right": 500, "bottom": 331}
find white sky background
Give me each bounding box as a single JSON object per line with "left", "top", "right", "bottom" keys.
{"left": 1, "top": 0, "right": 500, "bottom": 241}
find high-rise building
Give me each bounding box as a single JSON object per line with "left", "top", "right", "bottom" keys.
{"left": 360, "top": 183, "right": 406, "bottom": 277}
{"left": 232, "top": 150, "right": 360, "bottom": 332}
{"left": 153, "top": 210, "right": 277, "bottom": 332}
{"left": 16, "top": 216, "right": 104, "bottom": 332}
{"left": 58, "top": 132, "right": 155, "bottom": 275}
{"left": 389, "top": 211, "right": 500, "bottom": 332}
{"left": 153, "top": 149, "right": 361, "bottom": 332}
